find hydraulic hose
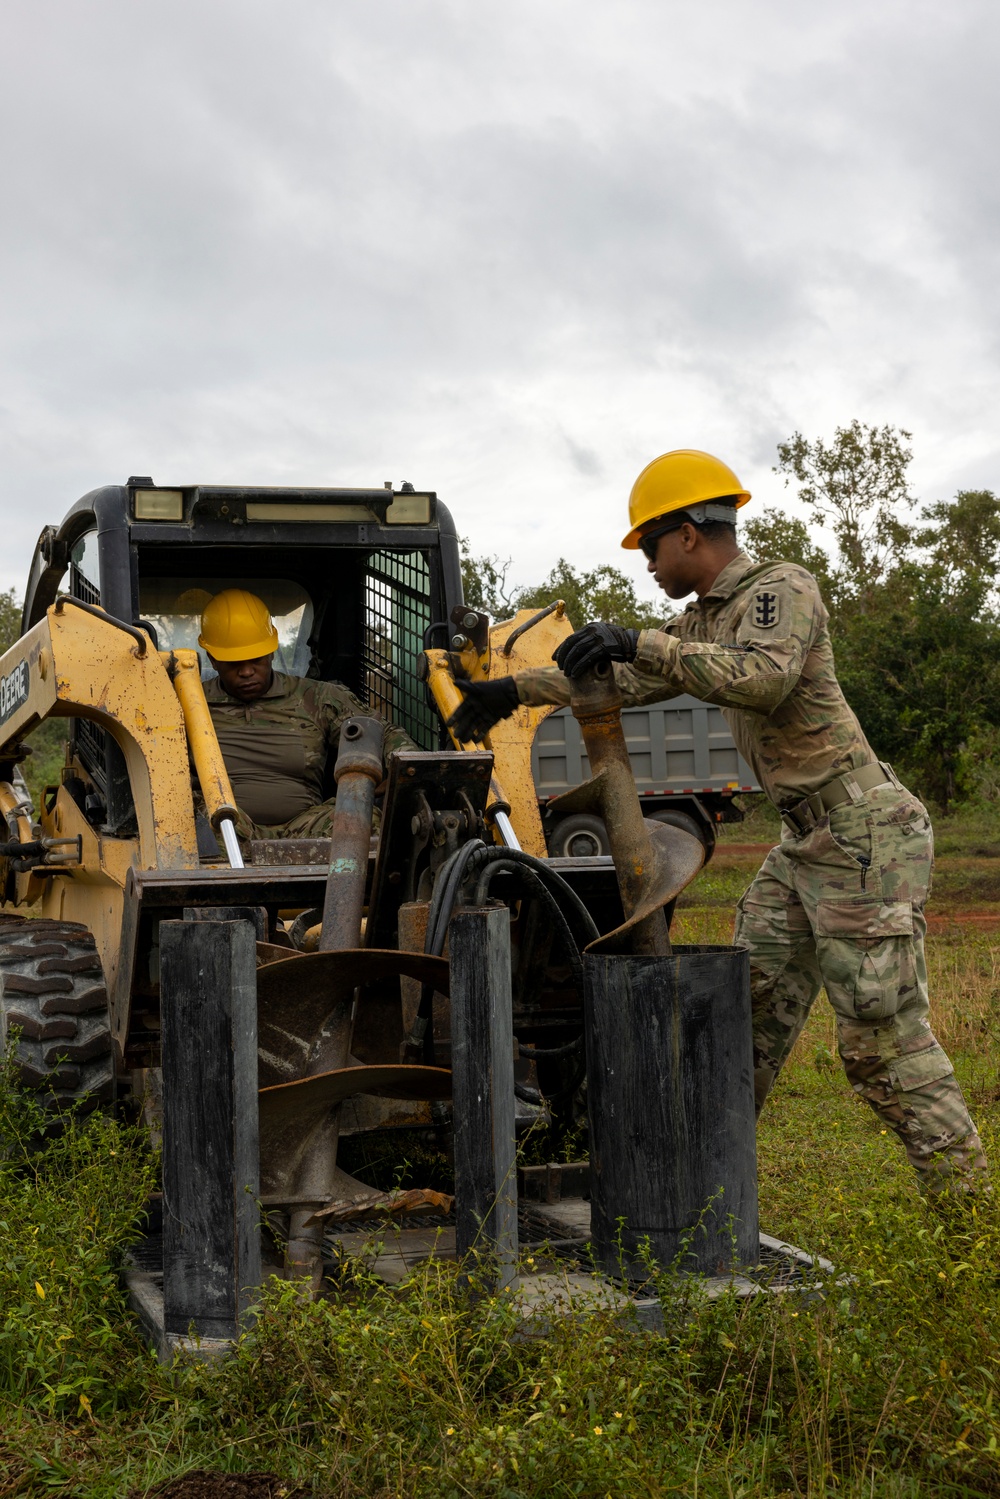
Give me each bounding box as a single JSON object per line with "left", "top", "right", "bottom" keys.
{"left": 405, "top": 839, "right": 486, "bottom": 1061}
{"left": 409, "top": 841, "right": 595, "bottom": 1087}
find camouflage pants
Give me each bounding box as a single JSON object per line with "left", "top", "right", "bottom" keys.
{"left": 233, "top": 799, "right": 382, "bottom": 841}
{"left": 233, "top": 800, "right": 339, "bottom": 841}
{"left": 733, "top": 777, "right": 988, "bottom": 1193}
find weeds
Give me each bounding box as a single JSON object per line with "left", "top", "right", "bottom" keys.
{"left": 0, "top": 1043, "right": 156, "bottom": 1419}
{"left": 2, "top": 914, "right": 1000, "bottom": 1496}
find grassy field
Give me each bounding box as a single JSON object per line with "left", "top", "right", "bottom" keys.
{"left": 3, "top": 819, "right": 1000, "bottom": 1496}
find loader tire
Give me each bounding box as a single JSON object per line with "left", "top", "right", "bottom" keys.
{"left": 0, "top": 915, "right": 114, "bottom": 1112}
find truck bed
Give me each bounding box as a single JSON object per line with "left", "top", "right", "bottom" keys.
{"left": 531, "top": 694, "right": 759, "bottom": 801}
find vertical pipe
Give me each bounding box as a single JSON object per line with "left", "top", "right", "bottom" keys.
{"left": 584, "top": 944, "right": 758, "bottom": 1280}
{"left": 319, "top": 717, "right": 384, "bottom": 952}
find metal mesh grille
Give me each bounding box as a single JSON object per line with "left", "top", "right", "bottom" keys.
{"left": 70, "top": 565, "right": 100, "bottom": 608}
{"left": 363, "top": 550, "right": 437, "bottom": 749}
{"left": 69, "top": 565, "right": 107, "bottom": 789}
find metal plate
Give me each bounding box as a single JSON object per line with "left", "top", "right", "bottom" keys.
{"left": 258, "top": 1063, "right": 452, "bottom": 1202}
{"left": 366, "top": 750, "right": 493, "bottom": 948}
{"left": 256, "top": 948, "right": 450, "bottom": 1085}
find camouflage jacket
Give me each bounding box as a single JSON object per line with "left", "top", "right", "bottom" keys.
{"left": 515, "top": 551, "right": 877, "bottom": 809}
{"left": 204, "top": 672, "right": 416, "bottom": 826}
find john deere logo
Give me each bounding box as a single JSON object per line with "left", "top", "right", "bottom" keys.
{"left": 0, "top": 660, "right": 28, "bottom": 726}
{"left": 752, "top": 591, "right": 780, "bottom": 629}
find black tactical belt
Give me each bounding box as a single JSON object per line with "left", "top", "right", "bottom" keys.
{"left": 781, "top": 761, "right": 895, "bottom": 836}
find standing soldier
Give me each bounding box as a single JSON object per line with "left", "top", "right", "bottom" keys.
{"left": 449, "top": 450, "right": 988, "bottom": 1196}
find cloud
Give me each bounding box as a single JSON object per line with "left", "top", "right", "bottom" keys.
{"left": 0, "top": 0, "right": 997, "bottom": 608}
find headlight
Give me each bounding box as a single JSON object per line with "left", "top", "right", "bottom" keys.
{"left": 134, "top": 488, "right": 184, "bottom": 520}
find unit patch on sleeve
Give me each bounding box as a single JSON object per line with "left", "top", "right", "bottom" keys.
{"left": 751, "top": 590, "right": 780, "bottom": 630}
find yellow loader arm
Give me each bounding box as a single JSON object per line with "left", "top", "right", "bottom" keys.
{"left": 0, "top": 599, "right": 201, "bottom": 870}
{"left": 423, "top": 602, "right": 574, "bottom": 857}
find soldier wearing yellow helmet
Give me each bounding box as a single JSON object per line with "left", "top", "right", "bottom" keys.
{"left": 449, "top": 450, "right": 987, "bottom": 1199}
{"left": 198, "top": 588, "right": 416, "bottom": 841}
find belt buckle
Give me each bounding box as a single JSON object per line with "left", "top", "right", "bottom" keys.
{"left": 781, "top": 805, "right": 807, "bottom": 837}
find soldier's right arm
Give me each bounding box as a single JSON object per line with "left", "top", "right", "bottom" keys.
{"left": 516, "top": 567, "right": 826, "bottom": 715}
{"left": 514, "top": 605, "right": 697, "bottom": 710}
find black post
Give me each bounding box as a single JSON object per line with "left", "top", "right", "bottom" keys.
{"left": 584, "top": 944, "right": 758, "bottom": 1280}
{"left": 160, "top": 918, "right": 261, "bottom": 1340}
{"left": 183, "top": 905, "right": 268, "bottom": 940}
{"left": 450, "top": 905, "right": 517, "bottom": 1289}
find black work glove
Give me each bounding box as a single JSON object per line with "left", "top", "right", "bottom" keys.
{"left": 553, "top": 622, "right": 640, "bottom": 680}
{"left": 447, "top": 676, "right": 520, "bottom": 742}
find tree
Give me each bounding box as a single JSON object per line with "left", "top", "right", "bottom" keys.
{"left": 915, "top": 489, "right": 1000, "bottom": 595}
{"left": 459, "top": 541, "right": 521, "bottom": 620}
{"left": 830, "top": 489, "right": 1000, "bottom": 808}
{"left": 0, "top": 589, "right": 19, "bottom": 655}
{"left": 517, "top": 559, "right": 663, "bottom": 631}
{"left": 741, "top": 511, "right": 836, "bottom": 601}
{"left": 460, "top": 544, "right": 662, "bottom": 630}
{"left": 0, "top": 586, "right": 67, "bottom": 801}
{"left": 774, "top": 420, "right": 914, "bottom": 592}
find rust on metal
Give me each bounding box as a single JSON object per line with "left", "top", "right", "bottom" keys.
{"left": 255, "top": 940, "right": 298, "bottom": 968}
{"left": 501, "top": 598, "right": 566, "bottom": 656}
{"left": 256, "top": 948, "right": 450, "bottom": 1085}
{"left": 308, "top": 1185, "right": 454, "bottom": 1225}
{"left": 553, "top": 662, "right": 705, "bottom": 955}
{"left": 319, "top": 716, "right": 384, "bottom": 952}
{"left": 247, "top": 838, "right": 335, "bottom": 867}
{"left": 258, "top": 1063, "right": 452, "bottom": 1204}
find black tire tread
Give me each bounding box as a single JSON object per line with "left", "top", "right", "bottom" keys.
{"left": 0, "top": 915, "right": 113, "bottom": 1109}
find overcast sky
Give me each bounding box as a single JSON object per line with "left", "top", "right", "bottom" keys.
{"left": 1, "top": 0, "right": 997, "bottom": 602}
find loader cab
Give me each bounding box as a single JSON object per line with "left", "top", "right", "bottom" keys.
{"left": 22, "top": 478, "right": 463, "bottom": 835}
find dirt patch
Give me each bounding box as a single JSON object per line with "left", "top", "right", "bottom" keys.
{"left": 135, "top": 1474, "right": 312, "bottom": 1499}
{"left": 926, "top": 910, "right": 1000, "bottom": 932}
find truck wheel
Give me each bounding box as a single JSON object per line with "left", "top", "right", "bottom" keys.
{"left": 548, "top": 814, "right": 610, "bottom": 858}
{"left": 0, "top": 916, "right": 114, "bottom": 1112}
{"left": 649, "top": 809, "right": 708, "bottom": 847}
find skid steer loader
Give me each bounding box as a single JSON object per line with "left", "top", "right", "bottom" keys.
{"left": 0, "top": 474, "right": 671, "bottom": 1293}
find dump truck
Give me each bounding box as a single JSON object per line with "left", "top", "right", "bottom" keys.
{"left": 0, "top": 474, "right": 757, "bottom": 1342}
{"left": 533, "top": 698, "right": 758, "bottom": 856}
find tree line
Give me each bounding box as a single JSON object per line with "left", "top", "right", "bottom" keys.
{"left": 1, "top": 424, "right": 996, "bottom": 811}
{"left": 463, "top": 421, "right": 1000, "bottom": 810}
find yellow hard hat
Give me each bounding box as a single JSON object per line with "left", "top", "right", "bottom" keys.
{"left": 198, "top": 589, "right": 279, "bottom": 661}
{"left": 621, "top": 449, "right": 751, "bottom": 549}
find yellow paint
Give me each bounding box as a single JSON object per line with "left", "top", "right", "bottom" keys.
{"left": 168, "top": 649, "right": 239, "bottom": 827}
{"left": 0, "top": 780, "right": 34, "bottom": 846}
{"left": 486, "top": 607, "right": 574, "bottom": 858}
{"left": 423, "top": 603, "right": 575, "bottom": 857}
{"left": 37, "top": 786, "right": 127, "bottom": 1019}
{"left": 0, "top": 602, "right": 201, "bottom": 959}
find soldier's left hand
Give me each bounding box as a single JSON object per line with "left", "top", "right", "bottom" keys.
{"left": 553, "top": 622, "right": 640, "bottom": 680}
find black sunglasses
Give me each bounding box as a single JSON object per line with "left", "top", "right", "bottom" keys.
{"left": 638, "top": 523, "right": 676, "bottom": 562}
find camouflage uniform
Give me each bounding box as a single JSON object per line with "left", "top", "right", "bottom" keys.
{"left": 517, "top": 551, "right": 987, "bottom": 1192}
{"left": 203, "top": 672, "right": 416, "bottom": 840}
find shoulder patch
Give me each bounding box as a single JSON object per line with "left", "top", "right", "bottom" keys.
{"left": 750, "top": 588, "right": 781, "bottom": 630}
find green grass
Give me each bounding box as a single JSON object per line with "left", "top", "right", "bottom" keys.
{"left": 721, "top": 789, "right": 1000, "bottom": 862}
{"left": 20, "top": 719, "right": 68, "bottom": 806}
{"left": 3, "top": 924, "right": 1000, "bottom": 1496}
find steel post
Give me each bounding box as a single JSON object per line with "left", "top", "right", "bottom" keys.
{"left": 319, "top": 716, "right": 385, "bottom": 953}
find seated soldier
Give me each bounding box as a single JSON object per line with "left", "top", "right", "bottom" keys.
{"left": 197, "top": 588, "right": 416, "bottom": 840}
